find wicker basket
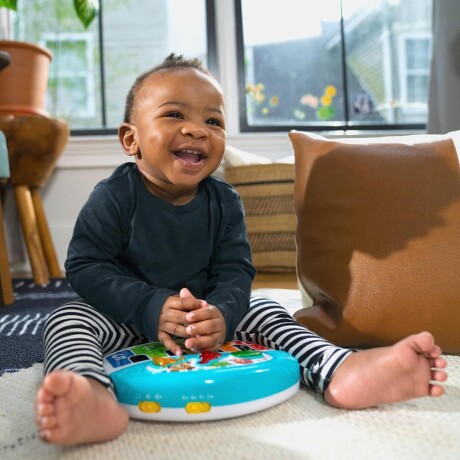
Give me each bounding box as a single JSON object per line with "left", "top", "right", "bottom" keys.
{"left": 225, "top": 163, "right": 296, "bottom": 272}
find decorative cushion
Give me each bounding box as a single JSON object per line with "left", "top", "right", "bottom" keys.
{"left": 224, "top": 146, "right": 296, "bottom": 272}
{"left": 290, "top": 130, "right": 460, "bottom": 352}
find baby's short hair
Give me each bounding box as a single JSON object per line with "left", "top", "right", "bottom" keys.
{"left": 123, "top": 53, "right": 212, "bottom": 123}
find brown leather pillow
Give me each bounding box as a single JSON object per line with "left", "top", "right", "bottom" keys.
{"left": 290, "top": 130, "right": 460, "bottom": 353}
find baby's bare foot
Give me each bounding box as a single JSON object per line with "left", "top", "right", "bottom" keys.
{"left": 324, "top": 331, "right": 447, "bottom": 409}
{"left": 35, "top": 370, "right": 129, "bottom": 445}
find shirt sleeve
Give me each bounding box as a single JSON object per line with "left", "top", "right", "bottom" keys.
{"left": 203, "top": 190, "right": 256, "bottom": 341}
{"left": 65, "top": 182, "right": 175, "bottom": 340}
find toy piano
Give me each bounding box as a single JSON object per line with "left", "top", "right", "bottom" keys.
{"left": 103, "top": 340, "right": 299, "bottom": 422}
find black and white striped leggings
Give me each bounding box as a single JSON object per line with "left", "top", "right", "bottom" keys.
{"left": 43, "top": 296, "right": 352, "bottom": 394}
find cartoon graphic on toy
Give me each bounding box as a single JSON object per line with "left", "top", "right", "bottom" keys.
{"left": 103, "top": 340, "right": 300, "bottom": 421}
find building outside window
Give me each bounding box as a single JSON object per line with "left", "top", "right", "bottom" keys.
{"left": 44, "top": 33, "right": 95, "bottom": 119}
{"left": 6, "top": 0, "right": 432, "bottom": 134}
{"left": 399, "top": 33, "right": 431, "bottom": 122}
{"left": 236, "top": 0, "right": 433, "bottom": 132}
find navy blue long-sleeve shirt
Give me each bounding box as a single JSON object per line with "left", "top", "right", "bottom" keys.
{"left": 65, "top": 162, "right": 256, "bottom": 341}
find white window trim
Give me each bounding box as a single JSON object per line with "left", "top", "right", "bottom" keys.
{"left": 398, "top": 32, "right": 432, "bottom": 116}
{"left": 41, "top": 32, "right": 96, "bottom": 118}
{"left": 0, "top": 8, "right": 11, "bottom": 38}
{"left": 215, "top": 0, "right": 240, "bottom": 136}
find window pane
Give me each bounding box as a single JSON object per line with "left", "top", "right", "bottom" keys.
{"left": 11, "top": 0, "right": 103, "bottom": 128}
{"left": 11, "top": 0, "right": 208, "bottom": 131}
{"left": 240, "top": 0, "right": 344, "bottom": 128}
{"left": 406, "top": 38, "right": 430, "bottom": 70}
{"left": 238, "top": 0, "right": 433, "bottom": 131}
{"left": 103, "top": 0, "right": 207, "bottom": 128}
{"left": 45, "top": 36, "right": 95, "bottom": 118}
{"left": 344, "top": 0, "right": 432, "bottom": 126}
{"left": 46, "top": 39, "right": 89, "bottom": 72}
{"left": 48, "top": 77, "right": 92, "bottom": 118}
{"left": 407, "top": 75, "right": 428, "bottom": 103}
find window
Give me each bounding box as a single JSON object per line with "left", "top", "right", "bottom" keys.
{"left": 7, "top": 0, "right": 433, "bottom": 135}
{"left": 10, "top": 0, "right": 213, "bottom": 133}
{"left": 236, "top": 0, "right": 433, "bottom": 132}
{"left": 399, "top": 34, "right": 431, "bottom": 121}
{"left": 44, "top": 33, "right": 95, "bottom": 118}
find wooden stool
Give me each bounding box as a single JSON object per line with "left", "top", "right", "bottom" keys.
{"left": 0, "top": 130, "right": 14, "bottom": 304}
{"left": 0, "top": 115, "right": 69, "bottom": 285}
{"left": 0, "top": 51, "right": 14, "bottom": 304}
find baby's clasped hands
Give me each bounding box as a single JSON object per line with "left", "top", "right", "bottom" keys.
{"left": 180, "top": 288, "right": 226, "bottom": 353}
{"left": 157, "top": 288, "right": 205, "bottom": 356}
{"left": 157, "top": 288, "right": 226, "bottom": 356}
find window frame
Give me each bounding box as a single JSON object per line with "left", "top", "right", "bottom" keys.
{"left": 0, "top": 0, "right": 431, "bottom": 138}
{"left": 398, "top": 32, "right": 432, "bottom": 118}
{"left": 234, "top": 0, "right": 428, "bottom": 134}
{"left": 43, "top": 31, "right": 96, "bottom": 119}
{"left": 70, "top": 0, "right": 218, "bottom": 136}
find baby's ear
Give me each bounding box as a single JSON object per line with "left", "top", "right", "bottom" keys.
{"left": 118, "top": 123, "right": 141, "bottom": 158}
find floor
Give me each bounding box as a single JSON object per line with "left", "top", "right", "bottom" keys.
{"left": 13, "top": 272, "right": 300, "bottom": 290}
{"left": 252, "top": 272, "right": 298, "bottom": 290}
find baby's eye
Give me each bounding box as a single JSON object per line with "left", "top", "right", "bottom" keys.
{"left": 166, "top": 111, "right": 183, "bottom": 119}
{"left": 206, "top": 118, "right": 223, "bottom": 127}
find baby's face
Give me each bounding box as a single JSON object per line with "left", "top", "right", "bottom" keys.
{"left": 127, "top": 68, "right": 226, "bottom": 202}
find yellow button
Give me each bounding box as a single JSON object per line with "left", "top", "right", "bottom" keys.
{"left": 185, "top": 402, "right": 211, "bottom": 414}
{"left": 138, "top": 401, "right": 161, "bottom": 413}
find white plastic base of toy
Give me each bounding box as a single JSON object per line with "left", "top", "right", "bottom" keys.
{"left": 123, "top": 381, "right": 300, "bottom": 422}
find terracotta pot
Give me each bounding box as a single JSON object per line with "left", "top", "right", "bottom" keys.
{"left": 0, "top": 40, "right": 52, "bottom": 118}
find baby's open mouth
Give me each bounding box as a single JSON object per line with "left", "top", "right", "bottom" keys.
{"left": 172, "top": 149, "right": 205, "bottom": 165}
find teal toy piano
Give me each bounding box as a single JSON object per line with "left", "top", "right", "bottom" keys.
{"left": 103, "top": 340, "right": 299, "bottom": 421}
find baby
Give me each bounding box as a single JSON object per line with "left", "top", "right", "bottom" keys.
{"left": 35, "top": 54, "right": 447, "bottom": 446}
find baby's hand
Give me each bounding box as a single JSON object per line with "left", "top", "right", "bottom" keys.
{"left": 182, "top": 290, "right": 226, "bottom": 352}
{"left": 158, "top": 289, "right": 206, "bottom": 356}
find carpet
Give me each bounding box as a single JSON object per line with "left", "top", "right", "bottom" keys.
{"left": 2, "top": 358, "right": 460, "bottom": 460}
{"left": 0, "top": 278, "right": 79, "bottom": 375}
{"left": 1, "top": 282, "right": 459, "bottom": 460}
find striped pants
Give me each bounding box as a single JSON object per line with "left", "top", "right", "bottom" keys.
{"left": 43, "top": 296, "right": 352, "bottom": 394}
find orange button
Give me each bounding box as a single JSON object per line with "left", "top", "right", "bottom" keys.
{"left": 138, "top": 401, "right": 161, "bottom": 413}
{"left": 185, "top": 402, "right": 211, "bottom": 414}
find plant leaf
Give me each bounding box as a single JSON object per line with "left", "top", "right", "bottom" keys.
{"left": 73, "top": 0, "right": 99, "bottom": 28}
{"left": 0, "top": 0, "right": 18, "bottom": 11}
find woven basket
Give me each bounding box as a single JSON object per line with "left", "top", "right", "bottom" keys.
{"left": 225, "top": 163, "right": 296, "bottom": 272}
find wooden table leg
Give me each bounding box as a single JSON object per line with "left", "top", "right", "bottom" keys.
{"left": 30, "top": 186, "right": 61, "bottom": 278}
{"left": 0, "top": 197, "right": 14, "bottom": 305}
{"left": 13, "top": 185, "right": 49, "bottom": 285}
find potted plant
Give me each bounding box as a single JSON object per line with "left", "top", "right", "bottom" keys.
{"left": 0, "top": 0, "right": 99, "bottom": 117}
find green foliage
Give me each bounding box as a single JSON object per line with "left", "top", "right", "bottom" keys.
{"left": 73, "top": 0, "right": 99, "bottom": 28}
{"left": 0, "top": 0, "right": 17, "bottom": 10}
{"left": 0, "top": 0, "right": 99, "bottom": 28}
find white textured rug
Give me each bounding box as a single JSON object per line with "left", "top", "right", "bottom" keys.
{"left": 1, "top": 355, "right": 459, "bottom": 460}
